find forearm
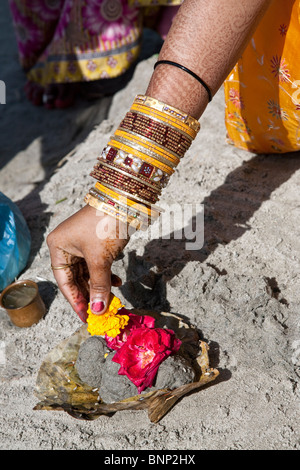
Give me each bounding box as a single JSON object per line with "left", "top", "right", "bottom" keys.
{"left": 146, "top": 0, "right": 271, "bottom": 119}
{"left": 84, "top": 0, "right": 272, "bottom": 236}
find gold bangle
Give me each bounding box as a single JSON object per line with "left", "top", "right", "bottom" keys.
{"left": 96, "top": 159, "right": 161, "bottom": 193}
{"left": 95, "top": 181, "right": 165, "bottom": 212}
{"left": 133, "top": 95, "right": 200, "bottom": 132}
{"left": 100, "top": 145, "right": 170, "bottom": 187}
{"left": 96, "top": 180, "right": 158, "bottom": 207}
{"left": 85, "top": 194, "right": 145, "bottom": 229}
{"left": 121, "top": 110, "right": 194, "bottom": 142}
{"left": 114, "top": 128, "right": 181, "bottom": 163}
{"left": 98, "top": 156, "right": 167, "bottom": 189}
{"left": 91, "top": 195, "right": 151, "bottom": 225}
{"left": 119, "top": 120, "right": 192, "bottom": 155}
{"left": 127, "top": 109, "right": 194, "bottom": 141}
{"left": 109, "top": 137, "right": 175, "bottom": 173}
{"left": 91, "top": 172, "right": 160, "bottom": 204}
{"left": 91, "top": 185, "right": 161, "bottom": 217}
{"left": 89, "top": 187, "right": 159, "bottom": 220}
{"left": 91, "top": 164, "right": 160, "bottom": 202}
{"left": 130, "top": 103, "right": 198, "bottom": 139}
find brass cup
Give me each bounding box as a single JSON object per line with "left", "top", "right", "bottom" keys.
{"left": 0, "top": 280, "right": 46, "bottom": 328}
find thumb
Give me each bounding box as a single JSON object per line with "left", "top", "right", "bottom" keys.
{"left": 88, "top": 261, "right": 112, "bottom": 315}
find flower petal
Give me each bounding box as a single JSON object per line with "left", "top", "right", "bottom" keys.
{"left": 112, "top": 327, "right": 182, "bottom": 393}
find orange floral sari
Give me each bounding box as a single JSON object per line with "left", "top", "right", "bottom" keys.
{"left": 224, "top": 0, "right": 300, "bottom": 154}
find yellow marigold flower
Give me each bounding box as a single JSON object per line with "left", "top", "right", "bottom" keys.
{"left": 106, "top": 293, "right": 124, "bottom": 315}
{"left": 86, "top": 294, "right": 129, "bottom": 338}
{"left": 87, "top": 311, "right": 129, "bottom": 337}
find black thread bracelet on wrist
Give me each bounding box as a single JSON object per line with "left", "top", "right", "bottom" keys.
{"left": 154, "top": 60, "right": 212, "bottom": 103}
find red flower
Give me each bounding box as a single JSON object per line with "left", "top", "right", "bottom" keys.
{"left": 105, "top": 309, "right": 155, "bottom": 350}
{"left": 112, "top": 327, "right": 182, "bottom": 393}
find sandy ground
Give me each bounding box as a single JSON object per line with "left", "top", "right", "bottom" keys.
{"left": 0, "top": 3, "right": 300, "bottom": 450}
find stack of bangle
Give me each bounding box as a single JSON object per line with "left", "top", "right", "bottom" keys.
{"left": 85, "top": 94, "right": 200, "bottom": 229}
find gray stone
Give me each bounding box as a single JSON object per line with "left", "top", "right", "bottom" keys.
{"left": 75, "top": 336, "right": 109, "bottom": 388}
{"left": 154, "top": 355, "right": 195, "bottom": 390}
{"left": 99, "top": 351, "right": 138, "bottom": 403}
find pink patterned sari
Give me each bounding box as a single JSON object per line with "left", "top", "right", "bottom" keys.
{"left": 9, "top": 0, "right": 181, "bottom": 88}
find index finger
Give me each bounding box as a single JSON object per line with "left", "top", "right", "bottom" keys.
{"left": 49, "top": 247, "right": 89, "bottom": 322}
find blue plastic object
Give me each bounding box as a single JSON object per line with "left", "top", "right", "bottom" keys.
{"left": 0, "top": 192, "right": 31, "bottom": 292}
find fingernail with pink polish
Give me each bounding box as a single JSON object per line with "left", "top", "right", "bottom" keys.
{"left": 91, "top": 300, "right": 105, "bottom": 314}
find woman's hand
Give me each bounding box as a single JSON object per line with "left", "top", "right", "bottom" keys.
{"left": 47, "top": 204, "right": 130, "bottom": 322}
